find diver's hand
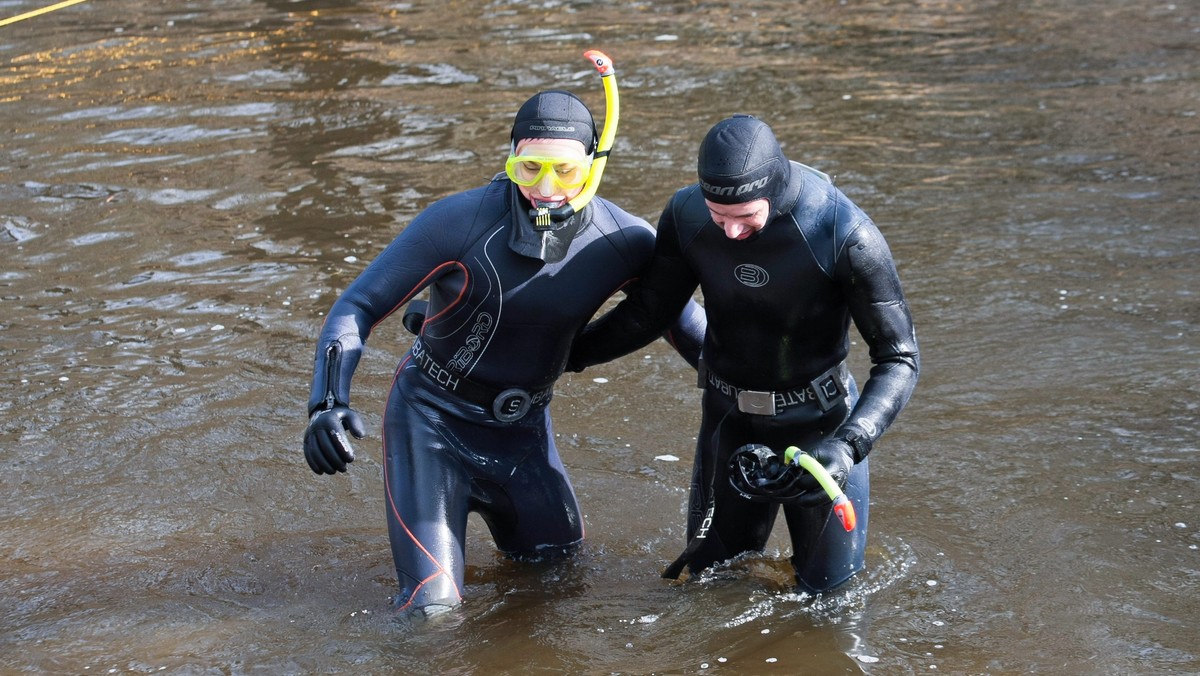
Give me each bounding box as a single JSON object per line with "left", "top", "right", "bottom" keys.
{"left": 790, "top": 437, "right": 855, "bottom": 506}
{"left": 303, "top": 405, "right": 365, "bottom": 474}
{"left": 402, "top": 299, "right": 428, "bottom": 336}
{"left": 565, "top": 351, "right": 587, "bottom": 373}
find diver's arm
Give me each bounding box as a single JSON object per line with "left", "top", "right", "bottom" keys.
{"left": 833, "top": 220, "right": 920, "bottom": 461}
{"left": 303, "top": 204, "right": 457, "bottom": 473}
{"left": 663, "top": 297, "right": 705, "bottom": 369}
{"left": 569, "top": 220, "right": 702, "bottom": 370}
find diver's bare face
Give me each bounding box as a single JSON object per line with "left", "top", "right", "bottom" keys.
{"left": 705, "top": 198, "right": 770, "bottom": 240}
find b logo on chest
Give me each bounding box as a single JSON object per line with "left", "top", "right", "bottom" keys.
{"left": 733, "top": 263, "right": 770, "bottom": 288}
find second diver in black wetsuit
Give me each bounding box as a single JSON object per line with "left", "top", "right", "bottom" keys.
{"left": 570, "top": 115, "right": 919, "bottom": 593}
{"left": 301, "top": 87, "right": 704, "bottom": 614}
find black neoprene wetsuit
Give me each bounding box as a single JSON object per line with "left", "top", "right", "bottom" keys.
{"left": 307, "top": 177, "right": 704, "bottom": 612}
{"left": 571, "top": 162, "right": 919, "bottom": 591}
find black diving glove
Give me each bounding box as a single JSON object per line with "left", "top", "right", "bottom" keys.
{"left": 787, "top": 437, "right": 855, "bottom": 507}
{"left": 402, "top": 299, "right": 428, "bottom": 335}
{"left": 303, "top": 405, "right": 365, "bottom": 475}
{"left": 564, "top": 350, "right": 586, "bottom": 373}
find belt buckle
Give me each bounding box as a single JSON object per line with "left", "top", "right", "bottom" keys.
{"left": 493, "top": 388, "right": 532, "bottom": 422}
{"left": 811, "top": 363, "right": 847, "bottom": 412}
{"left": 736, "top": 390, "right": 776, "bottom": 416}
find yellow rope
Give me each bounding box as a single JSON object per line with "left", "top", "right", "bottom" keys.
{"left": 0, "top": 0, "right": 90, "bottom": 28}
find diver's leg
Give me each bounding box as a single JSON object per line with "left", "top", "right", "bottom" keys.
{"left": 784, "top": 456, "right": 869, "bottom": 593}
{"left": 480, "top": 408, "right": 583, "bottom": 558}
{"left": 680, "top": 396, "right": 777, "bottom": 575}
{"left": 383, "top": 372, "right": 471, "bottom": 613}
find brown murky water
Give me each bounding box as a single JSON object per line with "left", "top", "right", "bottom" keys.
{"left": 2, "top": 0, "right": 1197, "bottom": 673}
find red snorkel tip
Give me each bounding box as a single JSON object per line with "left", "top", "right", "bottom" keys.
{"left": 833, "top": 495, "right": 857, "bottom": 532}
{"left": 583, "top": 49, "right": 614, "bottom": 76}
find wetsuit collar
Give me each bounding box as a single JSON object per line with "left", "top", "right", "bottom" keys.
{"left": 507, "top": 182, "right": 588, "bottom": 264}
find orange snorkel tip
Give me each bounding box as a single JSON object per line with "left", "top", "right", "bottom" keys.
{"left": 832, "top": 495, "right": 857, "bottom": 532}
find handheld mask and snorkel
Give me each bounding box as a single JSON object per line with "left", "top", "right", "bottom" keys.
{"left": 728, "top": 444, "right": 857, "bottom": 532}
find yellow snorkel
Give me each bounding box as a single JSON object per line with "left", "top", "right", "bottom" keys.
{"left": 784, "top": 446, "right": 857, "bottom": 532}
{"left": 533, "top": 49, "right": 619, "bottom": 227}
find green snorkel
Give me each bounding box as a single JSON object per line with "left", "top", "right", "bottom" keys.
{"left": 533, "top": 49, "right": 619, "bottom": 227}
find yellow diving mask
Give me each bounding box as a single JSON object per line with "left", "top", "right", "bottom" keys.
{"left": 505, "top": 154, "right": 593, "bottom": 190}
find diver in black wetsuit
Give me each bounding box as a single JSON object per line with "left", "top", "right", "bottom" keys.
{"left": 569, "top": 115, "right": 919, "bottom": 592}
{"left": 301, "top": 89, "right": 704, "bottom": 614}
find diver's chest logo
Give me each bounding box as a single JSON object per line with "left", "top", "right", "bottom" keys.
{"left": 734, "top": 264, "right": 770, "bottom": 288}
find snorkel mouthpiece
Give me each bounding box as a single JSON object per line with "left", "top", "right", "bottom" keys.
{"left": 531, "top": 49, "right": 619, "bottom": 225}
